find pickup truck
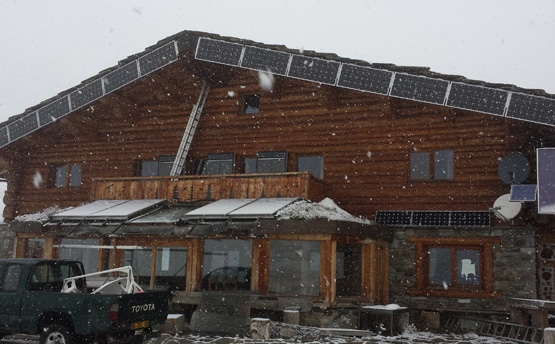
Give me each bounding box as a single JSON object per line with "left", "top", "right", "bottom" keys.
{"left": 0, "top": 258, "right": 171, "bottom": 344}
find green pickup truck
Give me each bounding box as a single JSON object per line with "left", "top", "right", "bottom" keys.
{"left": 0, "top": 258, "right": 171, "bottom": 344}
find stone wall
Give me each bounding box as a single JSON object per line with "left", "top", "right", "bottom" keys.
{"left": 0, "top": 224, "right": 14, "bottom": 259}
{"left": 388, "top": 226, "right": 537, "bottom": 317}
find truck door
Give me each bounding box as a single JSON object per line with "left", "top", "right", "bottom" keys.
{"left": 0, "top": 263, "right": 24, "bottom": 331}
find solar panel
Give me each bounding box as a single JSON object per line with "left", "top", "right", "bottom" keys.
{"left": 0, "top": 126, "right": 8, "bottom": 147}
{"left": 390, "top": 74, "right": 449, "bottom": 105}
{"left": 185, "top": 199, "right": 256, "bottom": 219}
{"left": 139, "top": 41, "right": 178, "bottom": 76}
{"left": 51, "top": 199, "right": 165, "bottom": 221}
{"left": 450, "top": 211, "right": 491, "bottom": 227}
{"left": 7, "top": 112, "right": 39, "bottom": 141}
{"left": 102, "top": 61, "right": 139, "bottom": 94}
{"left": 195, "top": 38, "right": 243, "bottom": 66}
{"left": 506, "top": 93, "right": 555, "bottom": 126}
{"left": 510, "top": 184, "right": 537, "bottom": 202}
{"left": 228, "top": 198, "right": 299, "bottom": 218}
{"left": 447, "top": 82, "right": 508, "bottom": 116}
{"left": 375, "top": 211, "right": 411, "bottom": 225}
{"left": 69, "top": 79, "right": 104, "bottom": 110}
{"left": 375, "top": 210, "right": 490, "bottom": 227}
{"left": 337, "top": 64, "right": 393, "bottom": 94}
{"left": 37, "top": 97, "right": 71, "bottom": 126}
{"left": 412, "top": 211, "right": 450, "bottom": 226}
{"left": 240, "top": 46, "right": 290, "bottom": 75}
{"left": 287, "top": 54, "right": 340, "bottom": 85}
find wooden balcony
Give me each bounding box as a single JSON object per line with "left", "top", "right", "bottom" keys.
{"left": 90, "top": 172, "right": 326, "bottom": 202}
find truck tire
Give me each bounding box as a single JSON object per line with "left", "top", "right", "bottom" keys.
{"left": 40, "top": 324, "right": 73, "bottom": 344}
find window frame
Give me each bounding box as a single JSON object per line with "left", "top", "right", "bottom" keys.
{"left": 410, "top": 149, "right": 454, "bottom": 181}
{"left": 408, "top": 236, "right": 500, "bottom": 298}
{"left": 51, "top": 163, "right": 82, "bottom": 188}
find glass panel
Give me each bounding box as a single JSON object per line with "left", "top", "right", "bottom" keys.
{"left": 3, "top": 265, "right": 21, "bottom": 292}
{"left": 140, "top": 161, "right": 158, "bottom": 177}
{"left": 54, "top": 164, "right": 67, "bottom": 187}
{"left": 157, "top": 155, "right": 175, "bottom": 176}
{"left": 435, "top": 150, "right": 454, "bottom": 180}
{"left": 58, "top": 238, "right": 100, "bottom": 273}
{"left": 69, "top": 164, "right": 82, "bottom": 187}
{"left": 202, "top": 239, "right": 252, "bottom": 291}
{"left": 336, "top": 243, "right": 362, "bottom": 296}
{"left": 245, "top": 157, "right": 257, "bottom": 174}
{"left": 25, "top": 238, "right": 44, "bottom": 258}
{"left": 298, "top": 156, "right": 324, "bottom": 179}
{"left": 410, "top": 152, "right": 430, "bottom": 180}
{"left": 155, "top": 247, "right": 187, "bottom": 291}
{"left": 124, "top": 248, "right": 152, "bottom": 289}
{"left": 269, "top": 240, "right": 320, "bottom": 296}
{"left": 202, "top": 153, "right": 234, "bottom": 175}
{"left": 428, "top": 248, "right": 452, "bottom": 285}
{"left": 457, "top": 249, "right": 480, "bottom": 285}
{"left": 257, "top": 151, "right": 287, "bottom": 173}
{"left": 244, "top": 94, "right": 260, "bottom": 114}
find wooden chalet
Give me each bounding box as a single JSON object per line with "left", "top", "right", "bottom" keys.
{"left": 1, "top": 30, "right": 555, "bottom": 328}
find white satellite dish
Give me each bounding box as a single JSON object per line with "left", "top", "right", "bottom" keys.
{"left": 492, "top": 194, "right": 522, "bottom": 221}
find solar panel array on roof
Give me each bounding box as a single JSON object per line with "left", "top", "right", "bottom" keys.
{"left": 184, "top": 198, "right": 300, "bottom": 220}
{"left": 0, "top": 41, "right": 178, "bottom": 148}
{"left": 195, "top": 36, "right": 555, "bottom": 129}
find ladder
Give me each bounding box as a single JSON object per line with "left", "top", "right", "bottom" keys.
{"left": 445, "top": 316, "right": 544, "bottom": 344}
{"left": 170, "top": 81, "right": 210, "bottom": 176}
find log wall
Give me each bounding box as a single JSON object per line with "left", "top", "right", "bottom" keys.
{"left": 0, "top": 63, "right": 548, "bottom": 221}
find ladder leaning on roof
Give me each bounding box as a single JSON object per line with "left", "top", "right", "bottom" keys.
{"left": 170, "top": 81, "right": 210, "bottom": 176}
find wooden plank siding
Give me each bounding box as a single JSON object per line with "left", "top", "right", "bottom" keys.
{"left": 0, "top": 61, "right": 547, "bottom": 222}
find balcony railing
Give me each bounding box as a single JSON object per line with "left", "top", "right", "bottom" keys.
{"left": 90, "top": 172, "right": 325, "bottom": 202}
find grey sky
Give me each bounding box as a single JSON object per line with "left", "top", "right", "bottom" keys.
{"left": 1, "top": 0, "right": 554, "bottom": 122}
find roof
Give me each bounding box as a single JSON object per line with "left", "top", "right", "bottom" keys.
{"left": 1, "top": 29, "right": 554, "bottom": 149}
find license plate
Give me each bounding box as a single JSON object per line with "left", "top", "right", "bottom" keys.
{"left": 131, "top": 320, "right": 149, "bottom": 330}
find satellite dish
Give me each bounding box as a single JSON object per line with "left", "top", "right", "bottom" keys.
{"left": 498, "top": 153, "right": 530, "bottom": 185}
{"left": 492, "top": 194, "right": 522, "bottom": 221}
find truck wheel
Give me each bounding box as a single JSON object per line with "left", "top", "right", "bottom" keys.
{"left": 40, "top": 324, "right": 73, "bottom": 344}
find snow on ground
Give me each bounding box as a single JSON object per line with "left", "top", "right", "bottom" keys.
{"left": 277, "top": 197, "right": 372, "bottom": 224}
{"left": 146, "top": 327, "right": 518, "bottom": 343}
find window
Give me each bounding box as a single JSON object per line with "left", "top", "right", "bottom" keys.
{"left": 245, "top": 151, "right": 287, "bottom": 174}
{"left": 202, "top": 239, "right": 252, "bottom": 291}
{"left": 58, "top": 238, "right": 100, "bottom": 274}
{"left": 2, "top": 265, "right": 21, "bottom": 292}
{"left": 52, "top": 164, "right": 82, "bottom": 188}
{"left": 25, "top": 238, "right": 44, "bottom": 258}
{"left": 298, "top": 155, "right": 324, "bottom": 179}
{"left": 201, "top": 153, "right": 235, "bottom": 175}
{"left": 409, "top": 237, "right": 499, "bottom": 298}
{"left": 410, "top": 149, "right": 454, "bottom": 181}
{"left": 139, "top": 155, "right": 175, "bottom": 176}
{"left": 268, "top": 240, "right": 320, "bottom": 296}
{"left": 244, "top": 94, "right": 260, "bottom": 114}
{"left": 336, "top": 243, "right": 362, "bottom": 296}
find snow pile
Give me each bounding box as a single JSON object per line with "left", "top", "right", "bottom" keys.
{"left": 277, "top": 198, "right": 372, "bottom": 224}
{"left": 14, "top": 206, "right": 66, "bottom": 222}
